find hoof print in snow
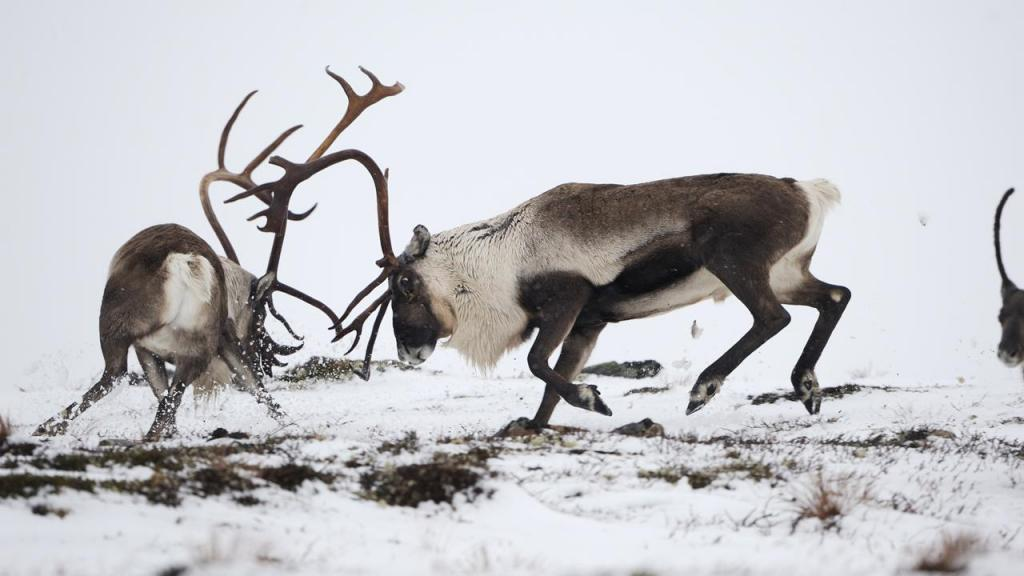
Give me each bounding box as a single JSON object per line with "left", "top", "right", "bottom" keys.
{"left": 612, "top": 418, "right": 665, "bottom": 438}
{"left": 581, "top": 360, "right": 663, "bottom": 379}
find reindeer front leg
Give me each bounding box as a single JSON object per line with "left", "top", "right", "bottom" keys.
{"left": 521, "top": 275, "right": 612, "bottom": 420}
{"left": 530, "top": 322, "right": 607, "bottom": 428}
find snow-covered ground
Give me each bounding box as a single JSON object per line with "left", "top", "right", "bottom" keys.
{"left": 3, "top": 362, "right": 1022, "bottom": 576}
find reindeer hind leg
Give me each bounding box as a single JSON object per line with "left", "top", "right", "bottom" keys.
{"left": 145, "top": 357, "right": 209, "bottom": 441}
{"left": 135, "top": 347, "right": 169, "bottom": 400}
{"left": 778, "top": 276, "right": 851, "bottom": 414}
{"left": 686, "top": 265, "right": 791, "bottom": 415}
{"left": 34, "top": 336, "right": 131, "bottom": 436}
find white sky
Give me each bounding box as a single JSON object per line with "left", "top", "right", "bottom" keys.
{"left": 2, "top": 1, "right": 1023, "bottom": 394}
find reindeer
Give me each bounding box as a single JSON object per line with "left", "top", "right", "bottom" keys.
{"left": 34, "top": 67, "right": 403, "bottom": 440}
{"left": 994, "top": 188, "right": 1024, "bottom": 369}
{"left": 311, "top": 174, "right": 851, "bottom": 431}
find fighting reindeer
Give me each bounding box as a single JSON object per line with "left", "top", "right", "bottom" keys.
{"left": 994, "top": 188, "right": 1024, "bottom": 369}
{"left": 326, "top": 174, "right": 851, "bottom": 431}
{"left": 34, "top": 67, "right": 403, "bottom": 440}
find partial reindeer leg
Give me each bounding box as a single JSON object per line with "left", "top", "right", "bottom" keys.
{"left": 219, "top": 336, "right": 286, "bottom": 422}
{"left": 687, "top": 266, "right": 791, "bottom": 415}
{"left": 34, "top": 337, "right": 131, "bottom": 436}
{"left": 778, "top": 277, "right": 851, "bottom": 414}
{"left": 529, "top": 322, "right": 607, "bottom": 429}
{"left": 135, "top": 347, "right": 169, "bottom": 399}
{"left": 522, "top": 275, "right": 613, "bottom": 418}
{"left": 145, "top": 358, "right": 209, "bottom": 441}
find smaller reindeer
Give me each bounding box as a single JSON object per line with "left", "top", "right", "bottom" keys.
{"left": 34, "top": 67, "right": 403, "bottom": 440}
{"left": 994, "top": 188, "right": 1024, "bottom": 368}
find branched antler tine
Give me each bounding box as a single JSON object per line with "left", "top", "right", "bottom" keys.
{"left": 218, "top": 90, "right": 257, "bottom": 170}
{"left": 289, "top": 203, "right": 318, "bottom": 221}
{"left": 325, "top": 66, "right": 357, "bottom": 100}
{"left": 267, "top": 296, "right": 303, "bottom": 341}
{"left": 331, "top": 268, "right": 390, "bottom": 328}
{"left": 225, "top": 182, "right": 273, "bottom": 204}
{"left": 334, "top": 291, "right": 391, "bottom": 352}
{"left": 356, "top": 293, "right": 391, "bottom": 381}
{"left": 307, "top": 66, "right": 404, "bottom": 162}
{"left": 242, "top": 124, "right": 303, "bottom": 177}
{"left": 246, "top": 208, "right": 271, "bottom": 223}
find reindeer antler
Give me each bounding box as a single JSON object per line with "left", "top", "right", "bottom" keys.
{"left": 224, "top": 67, "right": 403, "bottom": 371}
{"left": 199, "top": 91, "right": 310, "bottom": 264}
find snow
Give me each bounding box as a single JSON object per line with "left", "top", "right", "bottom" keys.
{"left": 2, "top": 365, "right": 1022, "bottom": 575}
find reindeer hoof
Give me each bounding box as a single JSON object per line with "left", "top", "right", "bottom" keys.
{"left": 686, "top": 377, "right": 722, "bottom": 415}
{"left": 33, "top": 418, "right": 67, "bottom": 437}
{"left": 794, "top": 371, "right": 822, "bottom": 415}
{"left": 144, "top": 424, "right": 178, "bottom": 443}
{"left": 685, "top": 399, "right": 705, "bottom": 415}
{"left": 566, "top": 384, "right": 612, "bottom": 416}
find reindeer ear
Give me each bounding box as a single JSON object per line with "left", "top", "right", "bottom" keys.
{"left": 402, "top": 225, "right": 431, "bottom": 260}
{"left": 252, "top": 271, "right": 277, "bottom": 302}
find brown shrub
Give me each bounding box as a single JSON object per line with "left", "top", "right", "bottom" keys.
{"left": 791, "top": 470, "right": 872, "bottom": 532}
{"left": 913, "top": 533, "right": 979, "bottom": 573}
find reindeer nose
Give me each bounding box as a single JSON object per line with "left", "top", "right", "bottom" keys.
{"left": 999, "top": 348, "right": 1021, "bottom": 366}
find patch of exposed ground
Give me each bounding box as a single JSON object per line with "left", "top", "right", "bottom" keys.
{"left": 748, "top": 383, "right": 899, "bottom": 406}
{"left": 279, "top": 356, "right": 417, "bottom": 383}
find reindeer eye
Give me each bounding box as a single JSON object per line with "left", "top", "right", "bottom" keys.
{"left": 398, "top": 275, "right": 413, "bottom": 297}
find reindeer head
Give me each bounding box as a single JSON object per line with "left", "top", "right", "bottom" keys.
{"left": 388, "top": 225, "right": 456, "bottom": 365}
{"left": 994, "top": 188, "right": 1024, "bottom": 366}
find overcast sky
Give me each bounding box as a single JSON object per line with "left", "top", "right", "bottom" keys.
{"left": 2, "top": 1, "right": 1023, "bottom": 394}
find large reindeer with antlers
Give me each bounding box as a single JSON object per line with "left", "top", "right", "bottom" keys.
{"left": 324, "top": 174, "right": 851, "bottom": 432}
{"left": 994, "top": 188, "right": 1024, "bottom": 370}
{"left": 34, "top": 67, "right": 402, "bottom": 440}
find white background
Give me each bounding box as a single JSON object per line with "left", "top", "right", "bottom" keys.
{"left": 2, "top": 1, "right": 1022, "bottom": 393}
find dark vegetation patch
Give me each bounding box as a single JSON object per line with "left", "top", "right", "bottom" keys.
{"left": 378, "top": 431, "right": 420, "bottom": 455}
{"left": 0, "top": 435, "right": 336, "bottom": 507}
{"left": 359, "top": 449, "right": 495, "bottom": 507}
{"left": 581, "top": 360, "right": 662, "bottom": 379}
{"left": 259, "top": 463, "right": 332, "bottom": 492}
{"left": 639, "top": 458, "right": 777, "bottom": 490}
{"left": 749, "top": 383, "right": 897, "bottom": 406}
{"left": 280, "top": 356, "right": 416, "bottom": 383}
{"left": 0, "top": 473, "right": 97, "bottom": 499}
{"left": 191, "top": 462, "right": 253, "bottom": 496}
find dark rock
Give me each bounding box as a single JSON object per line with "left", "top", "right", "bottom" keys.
{"left": 581, "top": 360, "right": 663, "bottom": 379}
{"left": 612, "top": 418, "right": 665, "bottom": 438}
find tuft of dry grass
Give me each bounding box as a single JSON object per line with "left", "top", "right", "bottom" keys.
{"left": 0, "top": 414, "right": 10, "bottom": 446}
{"left": 791, "top": 470, "right": 872, "bottom": 532}
{"left": 913, "top": 533, "right": 979, "bottom": 573}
